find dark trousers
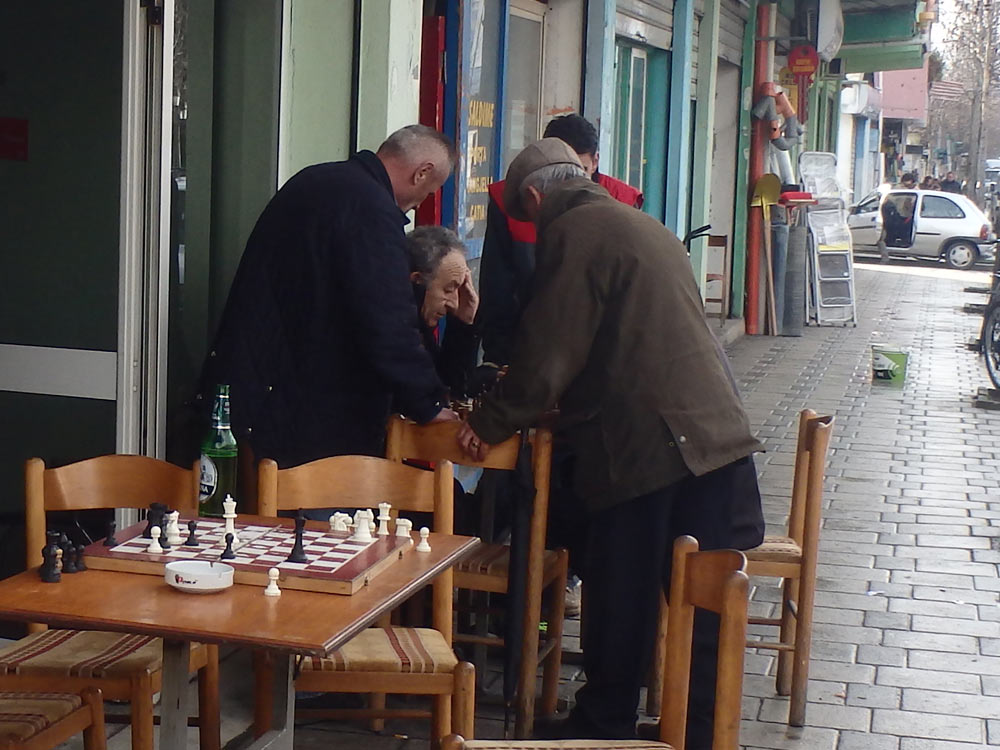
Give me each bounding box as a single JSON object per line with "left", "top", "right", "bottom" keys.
{"left": 571, "top": 457, "right": 764, "bottom": 748}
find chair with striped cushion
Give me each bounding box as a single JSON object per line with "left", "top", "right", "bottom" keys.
{"left": 3, "top": 456, "right": 221, "bottom": 750}
{"left": 0, "top": 688, "right": 105, "bottom": 750}
{"left": 385, "top": 416, "right": 567, "bottom": 738}
{"left": 254, "top": 455, "right": 475, "bottom": 743}
{"left": 440, "top": 536, "right": 750, "bottom": 750}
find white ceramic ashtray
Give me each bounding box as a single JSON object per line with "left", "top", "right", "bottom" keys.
{"left": 165, "top": 560, "right": 234, "bottom": 593}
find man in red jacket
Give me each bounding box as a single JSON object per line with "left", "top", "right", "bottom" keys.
{"left": 477, "top": 114, "right": 642, "bottom": 368}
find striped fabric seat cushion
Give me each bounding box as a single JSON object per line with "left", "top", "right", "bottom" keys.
{"left": 0, "top": 692, "right": 81, "bottom": 742}
{"left": 0, "top": 630, "right": 162, "bottom": 678}
{"left": 462, "top": 741, "right": 672, "bottom": 749}
{"left": 301, "top": 627, "right": 458, "bottom": 674}
{"left": 457, "top": 543, "right": 558, "bottom": 578}
{"left": 746, "top": 535, "right": 802, "bottom": 563}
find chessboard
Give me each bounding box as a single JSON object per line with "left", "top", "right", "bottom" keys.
{"left": 83, "top": 517, "right": 411, "bottom": 595}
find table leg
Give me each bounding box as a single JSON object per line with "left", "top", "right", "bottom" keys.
{"left": 228, "top": 653, "right": 295, "bottom": 750}
{"left": 160, "top": 639, "right": 193, "bottom": 750}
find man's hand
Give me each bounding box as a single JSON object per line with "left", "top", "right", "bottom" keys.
{"left": 429, "top": 407, "right": 461, "bottom": 423}
{"left": 454, "top": 270, "right": 479, "bottom": 325}
{"left": 457, "top": 421, "right": 489, "bottom": 461}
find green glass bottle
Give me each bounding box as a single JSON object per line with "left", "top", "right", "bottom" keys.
{"left": 199, "top": 384, "right": 238, "bottom": 517}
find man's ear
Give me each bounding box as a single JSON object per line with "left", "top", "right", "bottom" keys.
{"left": 410, "top": 271, "right": 424, "bottom": 285}
{"left": 413, "top": 161, "right": 435, "bottom": 185}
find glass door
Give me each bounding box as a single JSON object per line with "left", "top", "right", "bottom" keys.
{"left": 614, "top": 44, "right": 648, "bottom": 189}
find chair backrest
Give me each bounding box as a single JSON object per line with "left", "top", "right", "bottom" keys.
{"left": 385, "top": 415, "right": 522, "bottom": 470}
{"left": 256, "top": 454, "right": 456, "bottom": 638}
{"left": 786, "top": 411, "right": 834, "bottom": 547}
{"left": 24, "top": 455, "right": 200, "bottom": 570}
{"left": 660, "top": 536, "right": 749, "bottom": 750}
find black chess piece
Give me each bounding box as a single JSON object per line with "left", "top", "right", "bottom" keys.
{"left": 286, "top": 512, "right": 309, "bottom": 564}
{"left": 39, "top": 532, "right": 61, "bottom": 583}
{"left": 144, "top": 503, "right": 165, "bottom": 539}
{"left": 75, "top": 543, "right": 87, "bottom": 571}
{"left": 220, "top": 532, "right": 236, "bottom": 560}
{"left": 62, "top": 544, "right": 78, "bottom": 574}
{"left": 104, "top": 519, "right": 118, "bottom": 546}
{"left": 184, "top": 519, "right": 200, "bottom": 547}
{"left": 159, "top": 524, "right": 171, "bottom": 551}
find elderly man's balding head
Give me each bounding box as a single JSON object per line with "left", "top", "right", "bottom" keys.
{"left": 377, "top": 125, "right": 456, "bottom": 211}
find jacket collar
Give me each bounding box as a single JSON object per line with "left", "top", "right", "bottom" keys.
{"left": 353, "top": 150, "right": 410, "bottom": 225}
{"left": 536, "top": 177, "right": 613, "bottom": 238}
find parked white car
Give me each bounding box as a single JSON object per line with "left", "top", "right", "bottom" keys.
{"left": 848, "top": 187, "right": 995, "bottom": 270}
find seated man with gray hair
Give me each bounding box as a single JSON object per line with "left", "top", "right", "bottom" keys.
{"left": 404, "top": 225, "right": 479, "bottom": 397}
{"left": 456, "top": 138, "right": 764, "bottom": 745}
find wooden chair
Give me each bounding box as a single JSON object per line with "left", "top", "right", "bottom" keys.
{"left": 0, "top": 688, "right": 106, "bottom": 750}
{"left": 255, "top": 455, "right": 475, "bottom": 743}
{"left": 744, "top": 410, "right": 834, "bottom": 726}
{"left": 385, "top": 416, "right": 568, "bottom": 738}
{"left": 646, "top": 410, "right": 834, "bottom": 728}
{"left": 0, "top": 456, "right": 221, "bottom": 750}
{"left": 704, "top": 234, "right": 731, "bottom": 324}
{"left": 440, "top": 535, "right": 750, "bottom": 750}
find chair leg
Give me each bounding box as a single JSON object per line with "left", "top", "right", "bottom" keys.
{"left": 645, "top": 592, "right": 669, "bottom": 717}
{"left": 252, "top": 649, "right": 275, "bottom": 738}
{"left": 197, "top": 644, "right": 221, "bottom": 750}
{"left": 130, "top": 673, "right": 155, "bottom": 750}
{"left": 788, "top": 574, "right": 816, "bottom": 727}
{"left": 776, "top": 576, "right": 799, "bottom": 697}
{"left": 451, "top": 662, "right": 476, "bottom": 739}
{"left": 431, "top": 693, "right": 452, "bottom": 748}
{"left": 82, "top": 687, "right": 107, "bottom": 750}
{"left": 540, "top": 551, "right": 568, "bottom": 717}
{"left": 368, "top": 692, "right": 386, "bottom": 732}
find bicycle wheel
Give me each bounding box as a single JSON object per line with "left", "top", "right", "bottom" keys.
{"left": 984, "top": 305, "right": 1000, "bottom": 390}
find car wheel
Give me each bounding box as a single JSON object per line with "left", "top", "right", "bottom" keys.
{"left": 945, "top": 241, "right": 978, "bottom": 270}
{"left": 984, "top": 305, "right": 1000, "bottom": 390}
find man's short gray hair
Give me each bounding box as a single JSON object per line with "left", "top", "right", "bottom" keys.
{"left": 519, "top": 163, "right": 586, "bottom": 203}
{"left": 378, "top": 125, "right": 457, "bottom": 166}
{"left": 405, "top": 226, "right": 466, "bottom": 283}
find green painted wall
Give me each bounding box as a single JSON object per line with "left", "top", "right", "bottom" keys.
{"left": 279, "top": 0, "right": 355, "bottom": 181}
{"left": 842, "top": 10, "right": 916, "bottom": 44}
{"left": 730, "top": 0, "right": 757, "bottom": 319}
{"left": 643, "top": 50, "right": 670, "bottom": 224}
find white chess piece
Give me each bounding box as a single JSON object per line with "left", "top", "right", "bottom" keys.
{"left": 336, "top": 512, "right": 352, "bottom": 532}
{"left": 222, "top": 494, "right": 240, "bottom": 546}
{"left": 366, "top": 509, "right": 376, "bottom": 535}
{"left": 377, "top": 502, "right": 392, "bottom": 536}
{"left": 351, "top": 510, "right": 373, "bottom": 542}
{"left": 263, "top": 567, "right": 281, "bottom": 597}
{"left": 395, "top": 518, "right": 413, "bottom": 542}
{"left": 148, "top": 526, "right": 164, "bottom": 554}
{"left": 166, "top": 511, "right": 183, "bottom": 547}
{"left": 416, "top": 527, "right": 431, "bottom": 552}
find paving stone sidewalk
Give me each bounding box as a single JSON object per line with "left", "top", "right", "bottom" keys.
{"left": 59, "top": 261, "right": 1000, "bottom": 750}
{"left": 729, "top": 262, "right": 1000, "bottom": 750}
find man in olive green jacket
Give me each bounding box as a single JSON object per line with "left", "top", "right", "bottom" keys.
{"left": 458, "top": 139, "right": 764, "bottom": 745}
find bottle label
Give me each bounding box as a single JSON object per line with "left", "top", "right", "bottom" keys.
{"left": 199, "top": 454, "right": 218, "bottom": 502}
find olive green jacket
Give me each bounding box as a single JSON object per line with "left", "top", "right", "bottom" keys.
{"left": 468, "top": 178, "right": 763, "bottom": 512}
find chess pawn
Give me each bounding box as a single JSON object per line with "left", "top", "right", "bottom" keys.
{"left": 147, "top": 526, "right": 164, "bottom": 554}
{"left": 75, "top": 543, "right": 87, "bottom": 571}
{"left": 416, "top": 527, "right": 431, "bottom": 552}
{"left": 263, "top": 567, "right": 281, "bottom": 597}
{"left": 40, "top": 533, "right": 61, "bottom": 583}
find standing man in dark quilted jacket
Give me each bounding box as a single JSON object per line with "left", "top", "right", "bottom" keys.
{"left": 477, "top": 114, "right": 642, "bottom": 369}
{"left": 200, "top": 125, "right": 459, "bottom": 471}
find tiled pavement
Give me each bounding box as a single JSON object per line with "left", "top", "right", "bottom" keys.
{"left": 52, "top": 260, "right": 1000, "bottom": 749}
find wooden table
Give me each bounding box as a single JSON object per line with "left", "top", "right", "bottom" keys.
{"left": 0, "top": 526, "right": 478, "bottom": 750}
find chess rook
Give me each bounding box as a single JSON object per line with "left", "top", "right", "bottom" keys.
{"left": 395, "top": 518, "right": 413, "bottom": 541}
{"left": 351, "top": 510, "right": 373, "bottom": 543}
